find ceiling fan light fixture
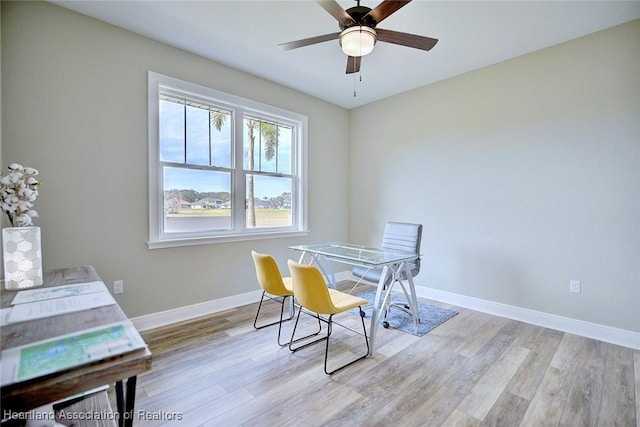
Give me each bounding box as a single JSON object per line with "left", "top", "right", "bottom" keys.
{"left": 340, "top": 26, "right": 377, "bottom": 57}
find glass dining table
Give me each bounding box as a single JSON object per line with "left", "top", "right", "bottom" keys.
{"left": 289, "top": 242, "right": 420, "bottom": 356}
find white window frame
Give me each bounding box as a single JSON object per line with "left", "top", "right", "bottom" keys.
{"left": 148, "top": 72, "right": 308, "bottom": 249}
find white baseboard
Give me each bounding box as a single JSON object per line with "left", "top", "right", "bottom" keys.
{"left": 131, "top": 273, "right": 639, "bottom": 350}
{"left": 336, "top": 271, "right": 639, "bottom": 350}
{"left": 131, "top": 290, "right": 262, "bottom": 332}
{"left": 415, "top": 286, "right": 640, "bottom": 350}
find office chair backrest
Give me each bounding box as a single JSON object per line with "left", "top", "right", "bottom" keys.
{"left": 251, "top": 250, "right": 291, "bottom": 296}
{"left": 381, "top": 222, "right": 422, "bottom": 277}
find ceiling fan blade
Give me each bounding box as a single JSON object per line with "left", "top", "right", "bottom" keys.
{"left": 278, "top": 32, "right": 341, "bottom": 51}
{"left": 316, "top": 0, "right": 355, "bottom": 26}
{"left": 346, "top": 56, "right": 361, "bottom": 74}
{"left": 366, "top": 0, "right": 412, "bottom": 24}
{"left": 376, "top": 28, "right": 438, "bottom": 51}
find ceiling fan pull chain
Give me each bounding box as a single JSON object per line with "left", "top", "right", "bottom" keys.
{"left": 353, "top": 73, "right": 357, "bottom": 97}
{"left": 353, "top": 70, "right": 364, "bottom": 97}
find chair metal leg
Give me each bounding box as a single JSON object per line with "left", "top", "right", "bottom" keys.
{"left": 288, "top": 308, "right": 323, "bottom": 351}
{"left": 253, "top": 292, "right": 295, "bottom": 346}
{"left": 324, "top": 307, "right": 370, "bottom": 375}
{"left": 290, "top": 307, "right": 370, "bottom": 375}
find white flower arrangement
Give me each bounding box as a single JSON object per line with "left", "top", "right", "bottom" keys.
{"left": 0, "top": 163, "right": 41, "bottom": 227}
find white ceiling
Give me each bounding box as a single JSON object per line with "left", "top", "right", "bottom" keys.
{"left": 52, "top": 1, "right": 640, "bottom": 109}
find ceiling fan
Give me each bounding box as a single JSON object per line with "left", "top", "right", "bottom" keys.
{"left": 278, "top": 0, "right": 439, "bottom": 74}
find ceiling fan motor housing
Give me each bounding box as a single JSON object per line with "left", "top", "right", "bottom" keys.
{"left": 342, "top": 6, "right": 377, "bottom": 30}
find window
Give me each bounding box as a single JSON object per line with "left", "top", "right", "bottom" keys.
{"left": 148, "top": 72, "right": 307, "bottom": 248}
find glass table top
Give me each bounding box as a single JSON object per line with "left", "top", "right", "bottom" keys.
{"left": 289, "top": 242, "right": 419, "bottom": 267}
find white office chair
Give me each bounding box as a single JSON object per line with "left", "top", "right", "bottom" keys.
{"left": 352, "top": 222, "right": 422, "bottom": 328}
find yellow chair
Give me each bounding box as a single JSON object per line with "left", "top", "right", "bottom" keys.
{"left": 251, "top": 250, "right": 296, "bottom": 346}
{"left": 287, "top": 260, "right": 370, "bottom": 375}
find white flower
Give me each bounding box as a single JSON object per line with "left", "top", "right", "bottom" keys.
{"left": 0, "top": 163, "right": 41, "bottom": 227}
{"left": 15, "top": 214, "right": 32, "bottom": 227}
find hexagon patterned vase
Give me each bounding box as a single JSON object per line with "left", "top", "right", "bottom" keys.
{"left": 2, "top": 226, "right": 43, "bottom": 290}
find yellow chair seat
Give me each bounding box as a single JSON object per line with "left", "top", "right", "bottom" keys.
{"left": 327, "top": 288, "right": 368, "bottom": 313}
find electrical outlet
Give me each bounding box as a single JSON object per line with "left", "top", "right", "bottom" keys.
{"left": 113, "top": 280, "right": 124, "bottom": 294}
{"left": 569, "top": 280, "right": 581, "bottom": 294}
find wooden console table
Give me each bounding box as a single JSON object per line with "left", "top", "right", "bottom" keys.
{"left": 1, "top": 266, "right": 152, "bottom": 427}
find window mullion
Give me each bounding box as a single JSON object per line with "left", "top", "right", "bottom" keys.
{"left": 275, "top": 124, "right": 279, "bottom": 173}
{"left": 208, "top": 109, "right": 212, "bottom": 167}
{"left": 233, "top": 109, "right": 246, "bottom": 232}
{"left": 258, "top": 121, "right": 262, "bottom": 172}
{"left": 183, "top": 101, "right": 187, "bottom": 164}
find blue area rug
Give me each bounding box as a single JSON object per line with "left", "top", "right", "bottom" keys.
{"left": 350, "top": 289, "right": 458, "bottom": 337}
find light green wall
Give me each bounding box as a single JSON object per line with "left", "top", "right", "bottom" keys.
{"left": 349, "top": 19, "right": 640, "bottom": 332}
{"left": 1, "top": 1, "right": 350, "bottom": 317}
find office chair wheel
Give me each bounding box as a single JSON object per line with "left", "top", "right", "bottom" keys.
{"left": 383, "top": 321, "right": 390, "bottom": 328}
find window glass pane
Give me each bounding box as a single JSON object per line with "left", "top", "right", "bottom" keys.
{"left": 278, "top": 126, "right": 292, "bottom": 175}
{"left": 243, "top": 118, "right": 285, "bottom": 173}
{"left": 259, "top": 121, "right": 278, "bottom": 174}
{"left": 246, "top": 174, "right": 292, "bottom": 228}
{"left": 210, "top": 110, "right": 232, "bottom": 168}
{"left": 243, "top": 118, "right": 258, "bottom": 171}
{"left": 159, "top": 99, "right": 185, "bottom": 163}
{"left": 186, "top": 105, "right": 210, "bottom": 166}
{"left": 163, "top": 166, "right": 232, "bottom": 233}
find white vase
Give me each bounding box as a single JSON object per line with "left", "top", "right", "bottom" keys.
{"left": 2, "top": 226, "right": 43, "bottom": 290}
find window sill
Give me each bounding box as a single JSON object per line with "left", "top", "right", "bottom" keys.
{"left": 147, "top": 229, "right": 310, "bottom": 249}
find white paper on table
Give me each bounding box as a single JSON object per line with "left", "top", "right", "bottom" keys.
{"left": 6, "top": 291, "right": 116, "bottom": 323}
{"left": 11, "top": 281, "right": 107, "bottom": 305}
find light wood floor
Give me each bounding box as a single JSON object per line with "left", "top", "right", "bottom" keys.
{"left": 114, "top": 283, "right": 639, "bottom": 427}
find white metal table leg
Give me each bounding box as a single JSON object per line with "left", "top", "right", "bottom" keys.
{"left": 401, "top": 261, "right": 420, "bottom": 333}
{"left": 308, "top": 254, "right": 337, "bottom": 289}
{"left": 368, "top": 265, "right": 390, "bottom": 356}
